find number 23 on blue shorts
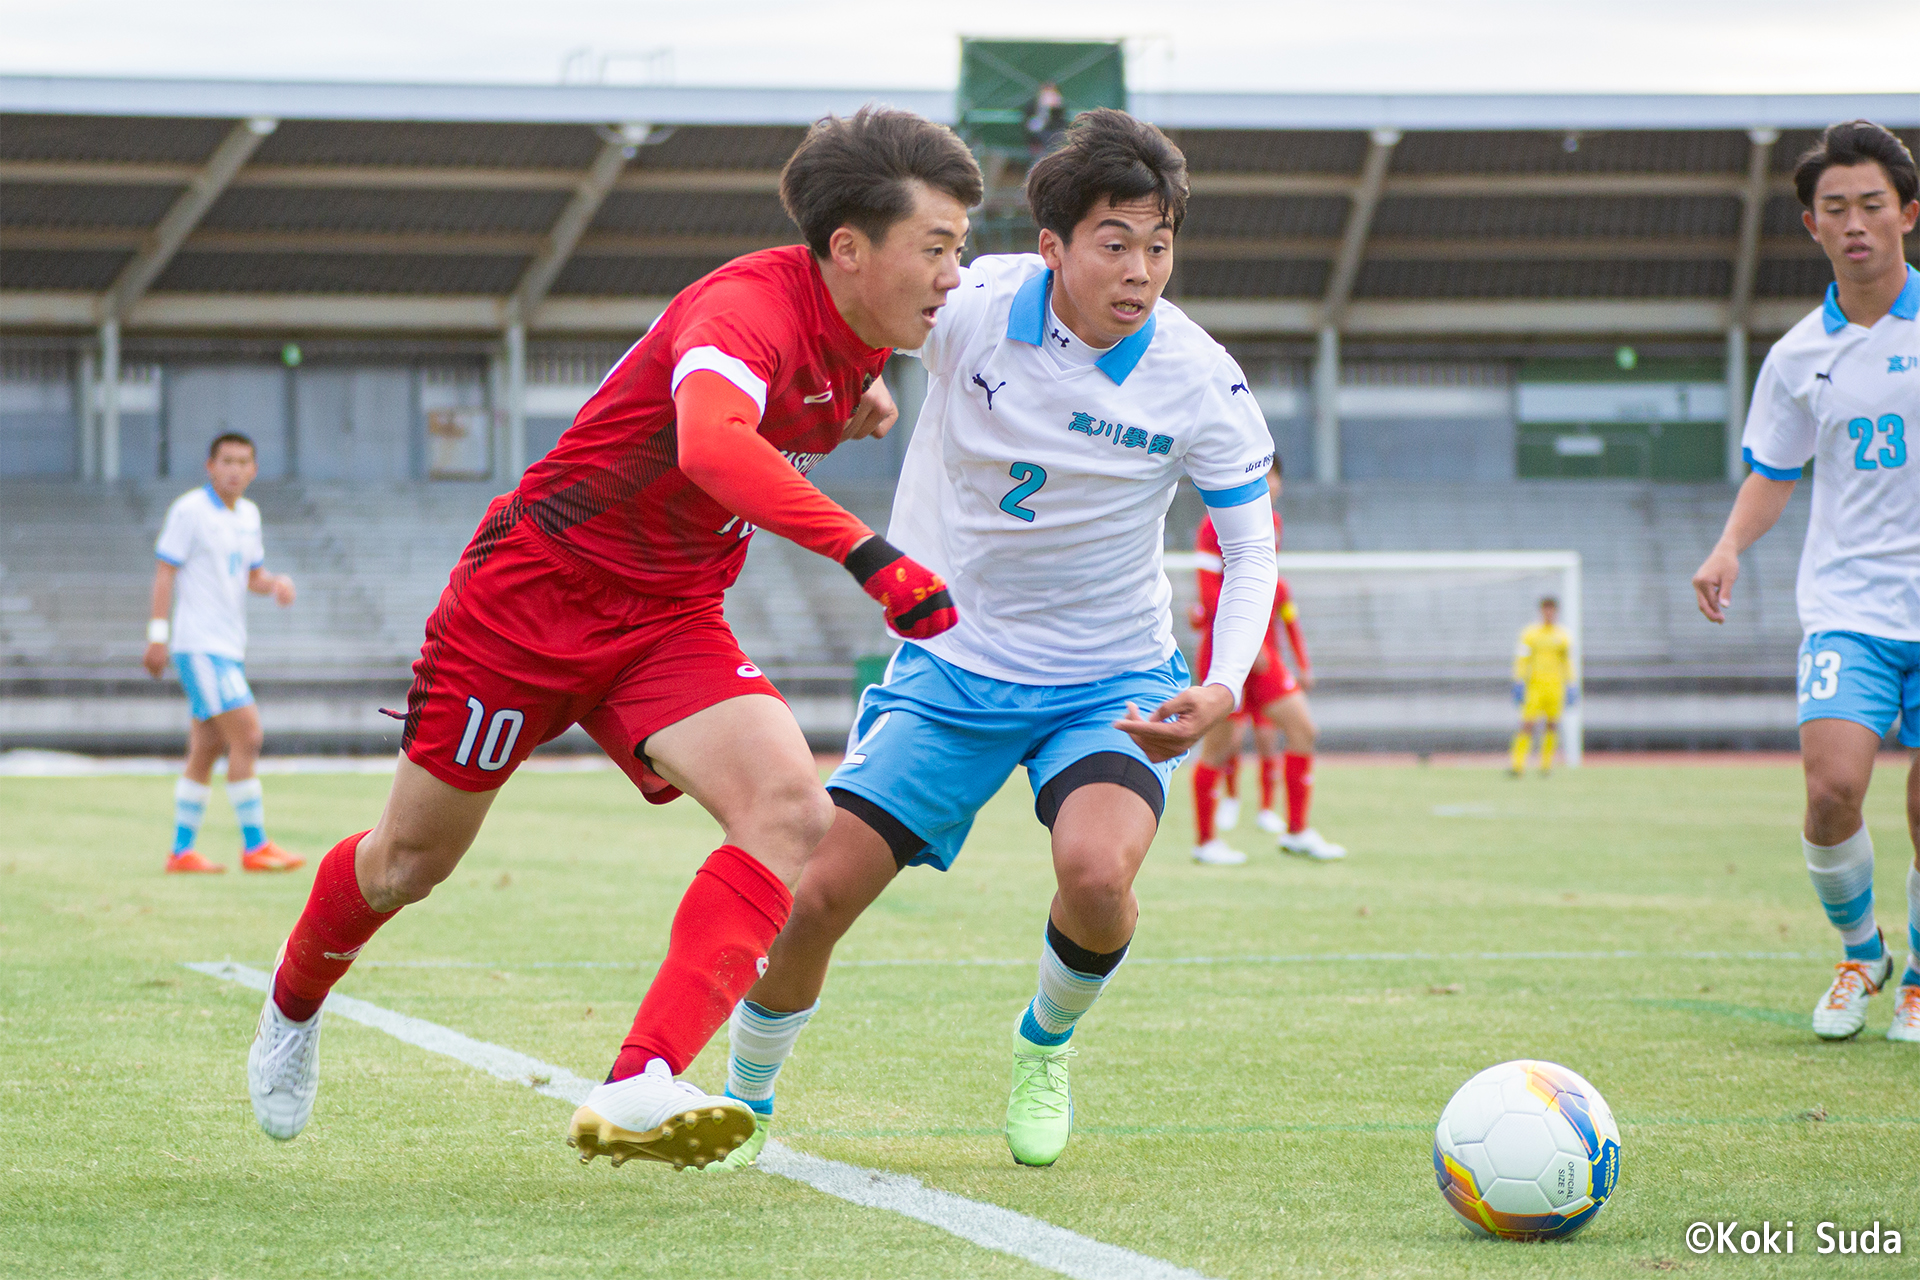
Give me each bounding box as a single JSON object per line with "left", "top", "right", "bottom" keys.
{"left": 1797, "top": 630, "right": 1920, "bottom": 747}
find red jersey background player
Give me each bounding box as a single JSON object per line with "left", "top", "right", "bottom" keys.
{"left": 1189, "top": 465, "right": 1346, "bottom": 863}
{"left": 246, "top": 109, "right": 983, "bottom": 1169}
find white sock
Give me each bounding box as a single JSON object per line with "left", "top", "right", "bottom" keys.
{"left": 1804, "top": 827, "right": 1881, "bottom": 959}
{"left": 226, "top": 777, "right": 267, "bottom": 851}
{"left": 726, "top": 999, "right": 816, "bottom": 1115}
{"left": 1905, "top": 863, "right": 1920, "bottom": 986}
{"left": 172, "top": 778, "right": 210, "bottom": 854}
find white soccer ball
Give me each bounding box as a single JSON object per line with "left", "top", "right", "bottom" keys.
{"left": 1432, "top": 1059, "right": 1621, "bottom": 1241}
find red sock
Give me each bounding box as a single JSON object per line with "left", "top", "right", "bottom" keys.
{"left": 1284, "top": 753, "right": 1313, "bottom": 834}
{"left": 611, "top": 845, "right": 794, "bottom": 1079}
{"left": 1221, "top": 754, "right": 1240, "bottom": 799}
{"left": 1192, "top": 763, "right": 1219, "bottom": 842}
{"left": 1259, "top": 755, "right": 1278, "bottom": 811}
{"left": 272, "top": 832, "right": 396, "bottom": 1022}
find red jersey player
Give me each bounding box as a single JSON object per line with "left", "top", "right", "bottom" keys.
{"left": 246, "top": 109, "right": 983, "bottom": 1169}
{"left": 1189, "top": 464, "right": 1346, "bottom": 862}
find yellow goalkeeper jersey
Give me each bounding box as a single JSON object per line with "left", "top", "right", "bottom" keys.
{"left": 1513, "top": 622, "right": 1571, "bottom": 690}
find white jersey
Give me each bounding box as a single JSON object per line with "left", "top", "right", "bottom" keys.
{"left": 1742, "top": 264, "right": 1920, "bottom": 642}
{"left": 154, "top": 483, "right": 265, "bottom": 660}
{"left": 891, "top": 253, "right": 1275, "bottom": 685}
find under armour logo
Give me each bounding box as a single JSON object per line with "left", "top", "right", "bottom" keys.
{"left": 972, "top": 373, "right": 1007, "bottom": 409}
{"left": 1230, "top": 382, "right": 1249, "bottom": 395}
{"left": 1049, "top": 327, "right": 1070, "bottom": 348}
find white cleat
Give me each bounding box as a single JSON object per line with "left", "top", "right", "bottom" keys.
{"left": 1255, "top": 808, "right": 1284, "bottom": 834}
{"left": 1277, "top": 828, "right": 1347, "bottom": 861}
{"left": 1192, "top": 838, "right": 1247, "bottom": 866}
{"left": 1811, "top": 949, "right": 1893, "bottom": 1040}
{"left": 568, "top": 1058, "right": 756, "bottom": 1171}
{"left": 1885, "top": 983, "right": 1920, "bottom": 1043}
{"left": 1214, "top": 797, "right": 1241, "bottom": 832}
{"left": 248, "top": 983, "right": 322, "bottom": 1141}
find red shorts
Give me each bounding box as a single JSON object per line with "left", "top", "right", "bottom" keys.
{"left": 1198, "top": 636, "right": 1299, "bottom": 722}
{"left": 399, "top": 498, "right": 783, "bottom": 797}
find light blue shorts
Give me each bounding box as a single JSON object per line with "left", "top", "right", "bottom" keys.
{"left": 827, "top": 643, "right": 1190, "bottom": 871}
{"left": 173, "top": 652, "right": 255, "bottom": 722}
{"left": 1797, "top": 630, "right": 1920, "bottom": 748}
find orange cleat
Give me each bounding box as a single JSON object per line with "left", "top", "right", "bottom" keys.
{"left": 166, "top": 850, "right": 227, "bottom": 874}
{"left": 241, "top": 842, "right": 305, "bottom": 872}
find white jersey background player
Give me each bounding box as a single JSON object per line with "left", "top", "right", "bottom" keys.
{"left": 144, "top": 431, "right": 303, "bottom": 875}
{"left": 1692, "top": 120, "right": 1920, "bottom": 1044}
{"left": 712, "top": 110, "right": 1281, "bottom": 1171}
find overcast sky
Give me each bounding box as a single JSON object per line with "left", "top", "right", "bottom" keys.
{"left": 2, "top": 0, "right": 1917, "bottom": 95}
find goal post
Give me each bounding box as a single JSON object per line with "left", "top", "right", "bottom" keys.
{"left": 1163, "top": 549, "right": 1585, "bottom": 765}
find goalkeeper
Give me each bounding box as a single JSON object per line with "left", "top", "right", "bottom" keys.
{"left": 1509, "top": 596, "right": 1573, "bottom": 775}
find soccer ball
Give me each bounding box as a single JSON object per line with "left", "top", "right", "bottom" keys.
{"left": 1432, "top": 1060, "right": 1621, "bottom": 1241}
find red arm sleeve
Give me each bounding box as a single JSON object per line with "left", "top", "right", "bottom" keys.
{"left": 674, "top": 370, "right": 872, "bottom": 563}
{"left": 1274, "top": 577, "right": 1310, "bottom": 672}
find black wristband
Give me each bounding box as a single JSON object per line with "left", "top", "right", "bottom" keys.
{"left": 842, "top": 535, "right": 903, "bottom": 587}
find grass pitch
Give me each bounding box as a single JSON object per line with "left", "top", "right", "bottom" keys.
{"left": 2, "top": 757, "right": 1916, "bottom": 1279}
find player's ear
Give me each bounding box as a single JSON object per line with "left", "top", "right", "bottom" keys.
{"left": 828, "top": 225, "right": 868, "bottom": 274}
{"left": 1802, "top": 208, "right": 1818, "bottom": 240}
{"left": 1037, "top": 227, "right": 1066, "bottom": 272}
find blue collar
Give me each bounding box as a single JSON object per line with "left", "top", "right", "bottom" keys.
{"left": 1005, "top": 268, "right": 1156, "bottom": 385}
{"left": 202, "top": 482, "right": 224, "bottom": 508}
{"left": 1822, "top": 262, "right": 1920, "bottom": 333}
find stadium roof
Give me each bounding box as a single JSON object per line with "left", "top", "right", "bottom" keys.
{"left": 4, "top": 75, "right": 1917, "bottom": 342}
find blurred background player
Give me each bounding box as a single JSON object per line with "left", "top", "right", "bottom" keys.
{"left": 718, "top": 110, "right": 1278, "bottom": 1172}
{"left": 243, "top": 108, "right": 972, "bottom": 1158}
{"left": 1191, "top": 465, "right": 1343, "bottom": 863}
{"left": 1508, "top": 596, "right": 1573, "bottom": 777}
{"left": 143, "top": 432, "right": 301, "bottom": 875}
{"left": 1692, "top": 120, "right": 1920, "bottom": 1044}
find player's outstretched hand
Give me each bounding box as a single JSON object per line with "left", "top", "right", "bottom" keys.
{"left": 1113, "top": 684, "right": 1235, "bottom": 763}
{"left": 841, "top": 376, "right": 898, "bottom": 442}
{"left": 142, "top": 641, "right": 168, "bottom": 679}
{"left": 272, "top": 574, "right": 296, "bottom": 607}
{"left": 843, "top": 536, "right": 956, "bottom": 639}
{"left": 1691, "top": 546, "right": 1739, "bottom": 624}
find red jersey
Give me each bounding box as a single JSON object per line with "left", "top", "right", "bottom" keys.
{"left": 1193, "top": 511, "right": 1307, "bottom": 674}
{"left": 515, "top": 246, "right": 890, "bottom": 597}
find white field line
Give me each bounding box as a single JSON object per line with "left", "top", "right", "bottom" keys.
{"left": 336, "top": 948, "right": 1830, "bottom": 971}
{"left": 186, "top": 961, "right": 1214, "bottom": 1280}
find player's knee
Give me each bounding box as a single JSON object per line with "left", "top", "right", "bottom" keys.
{"left": 757, "top": 776, "right": 835, "bottom": 853}
{"left": 1055, "top": 853, "right": 1137, "bottom": 920}
{"left": 1805, "top": 771, "right": 1867, "bottom": 833}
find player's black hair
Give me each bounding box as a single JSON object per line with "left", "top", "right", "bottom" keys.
{"left": 208, "top": 431, "right": 256, "bottom": 460}
{"left": 1539, "top": 596, "right": 1559, "bottom": 609}
{"left": 1025, "top": 108, "right": 1189, "bottom": 242}
{"left": 780, "top": 107, "right": 983, "bottom": 258}
{"left": 1793, "top": 121, "right": 1919, "bottom": 209}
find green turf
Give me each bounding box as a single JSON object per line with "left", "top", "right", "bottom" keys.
{"left": 2, "top": 759, "right": 1916, "bottom": 1278}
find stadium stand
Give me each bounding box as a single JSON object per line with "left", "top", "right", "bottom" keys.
{"left": 1, "top": 76, "right": 1913, "bottom": 752}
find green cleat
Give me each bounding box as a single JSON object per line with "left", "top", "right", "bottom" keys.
{"left": 697, "top": 1114, "right": 770, "bottom": 1172}
{"left": 1006, "top": 1024, "right": 1076, "bottom": 1167}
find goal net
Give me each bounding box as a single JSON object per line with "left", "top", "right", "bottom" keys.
{"left": 1163, "top": 550, "right": 1585, "bottom": 764}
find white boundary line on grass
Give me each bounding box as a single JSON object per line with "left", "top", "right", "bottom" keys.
{"left": 185, "top": 961, "right": 1214, "bottom": 1280}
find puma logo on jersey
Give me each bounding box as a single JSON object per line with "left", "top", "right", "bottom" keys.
{"left": 1230, "top": 382, "right": 1249, "bottom": 395}
{"left": 803, "top": 388, "right": 834, "bottom": 404}
{"left": 972, "top": 373, "right": 1006, "bottom": 409}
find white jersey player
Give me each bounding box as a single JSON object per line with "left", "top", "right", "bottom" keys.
{"left": 1692, "top": 120, "right": 1920, "bottom": 1043}
{"left": 713, "top": 110, "right": 1281, "bottom": 1171}
{"left": 144, "top": 432, "right": 302, "bottom": 874}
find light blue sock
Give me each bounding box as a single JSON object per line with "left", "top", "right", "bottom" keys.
{"left": 226, "top": 777, "right": 267, "bottom": 851}
{"left": 1905, "top": 864, "right": 1920, "bottom": 987}
{"left": 1804, "top": 828, "right": 1882, "bottom": 961}
{"left": 726, "top": 999, "right": 816, "bottom": 1116}
{"left": 172, "top": 778, "right": 209, "bottom": 854}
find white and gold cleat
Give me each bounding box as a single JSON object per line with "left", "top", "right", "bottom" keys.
{"left": 568, "top": 1059, "right": 756, "bottom": 1171}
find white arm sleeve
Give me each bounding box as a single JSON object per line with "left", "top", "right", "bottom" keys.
{"left": 1201, "top": 496, "right": 1279, "bottom": 706}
